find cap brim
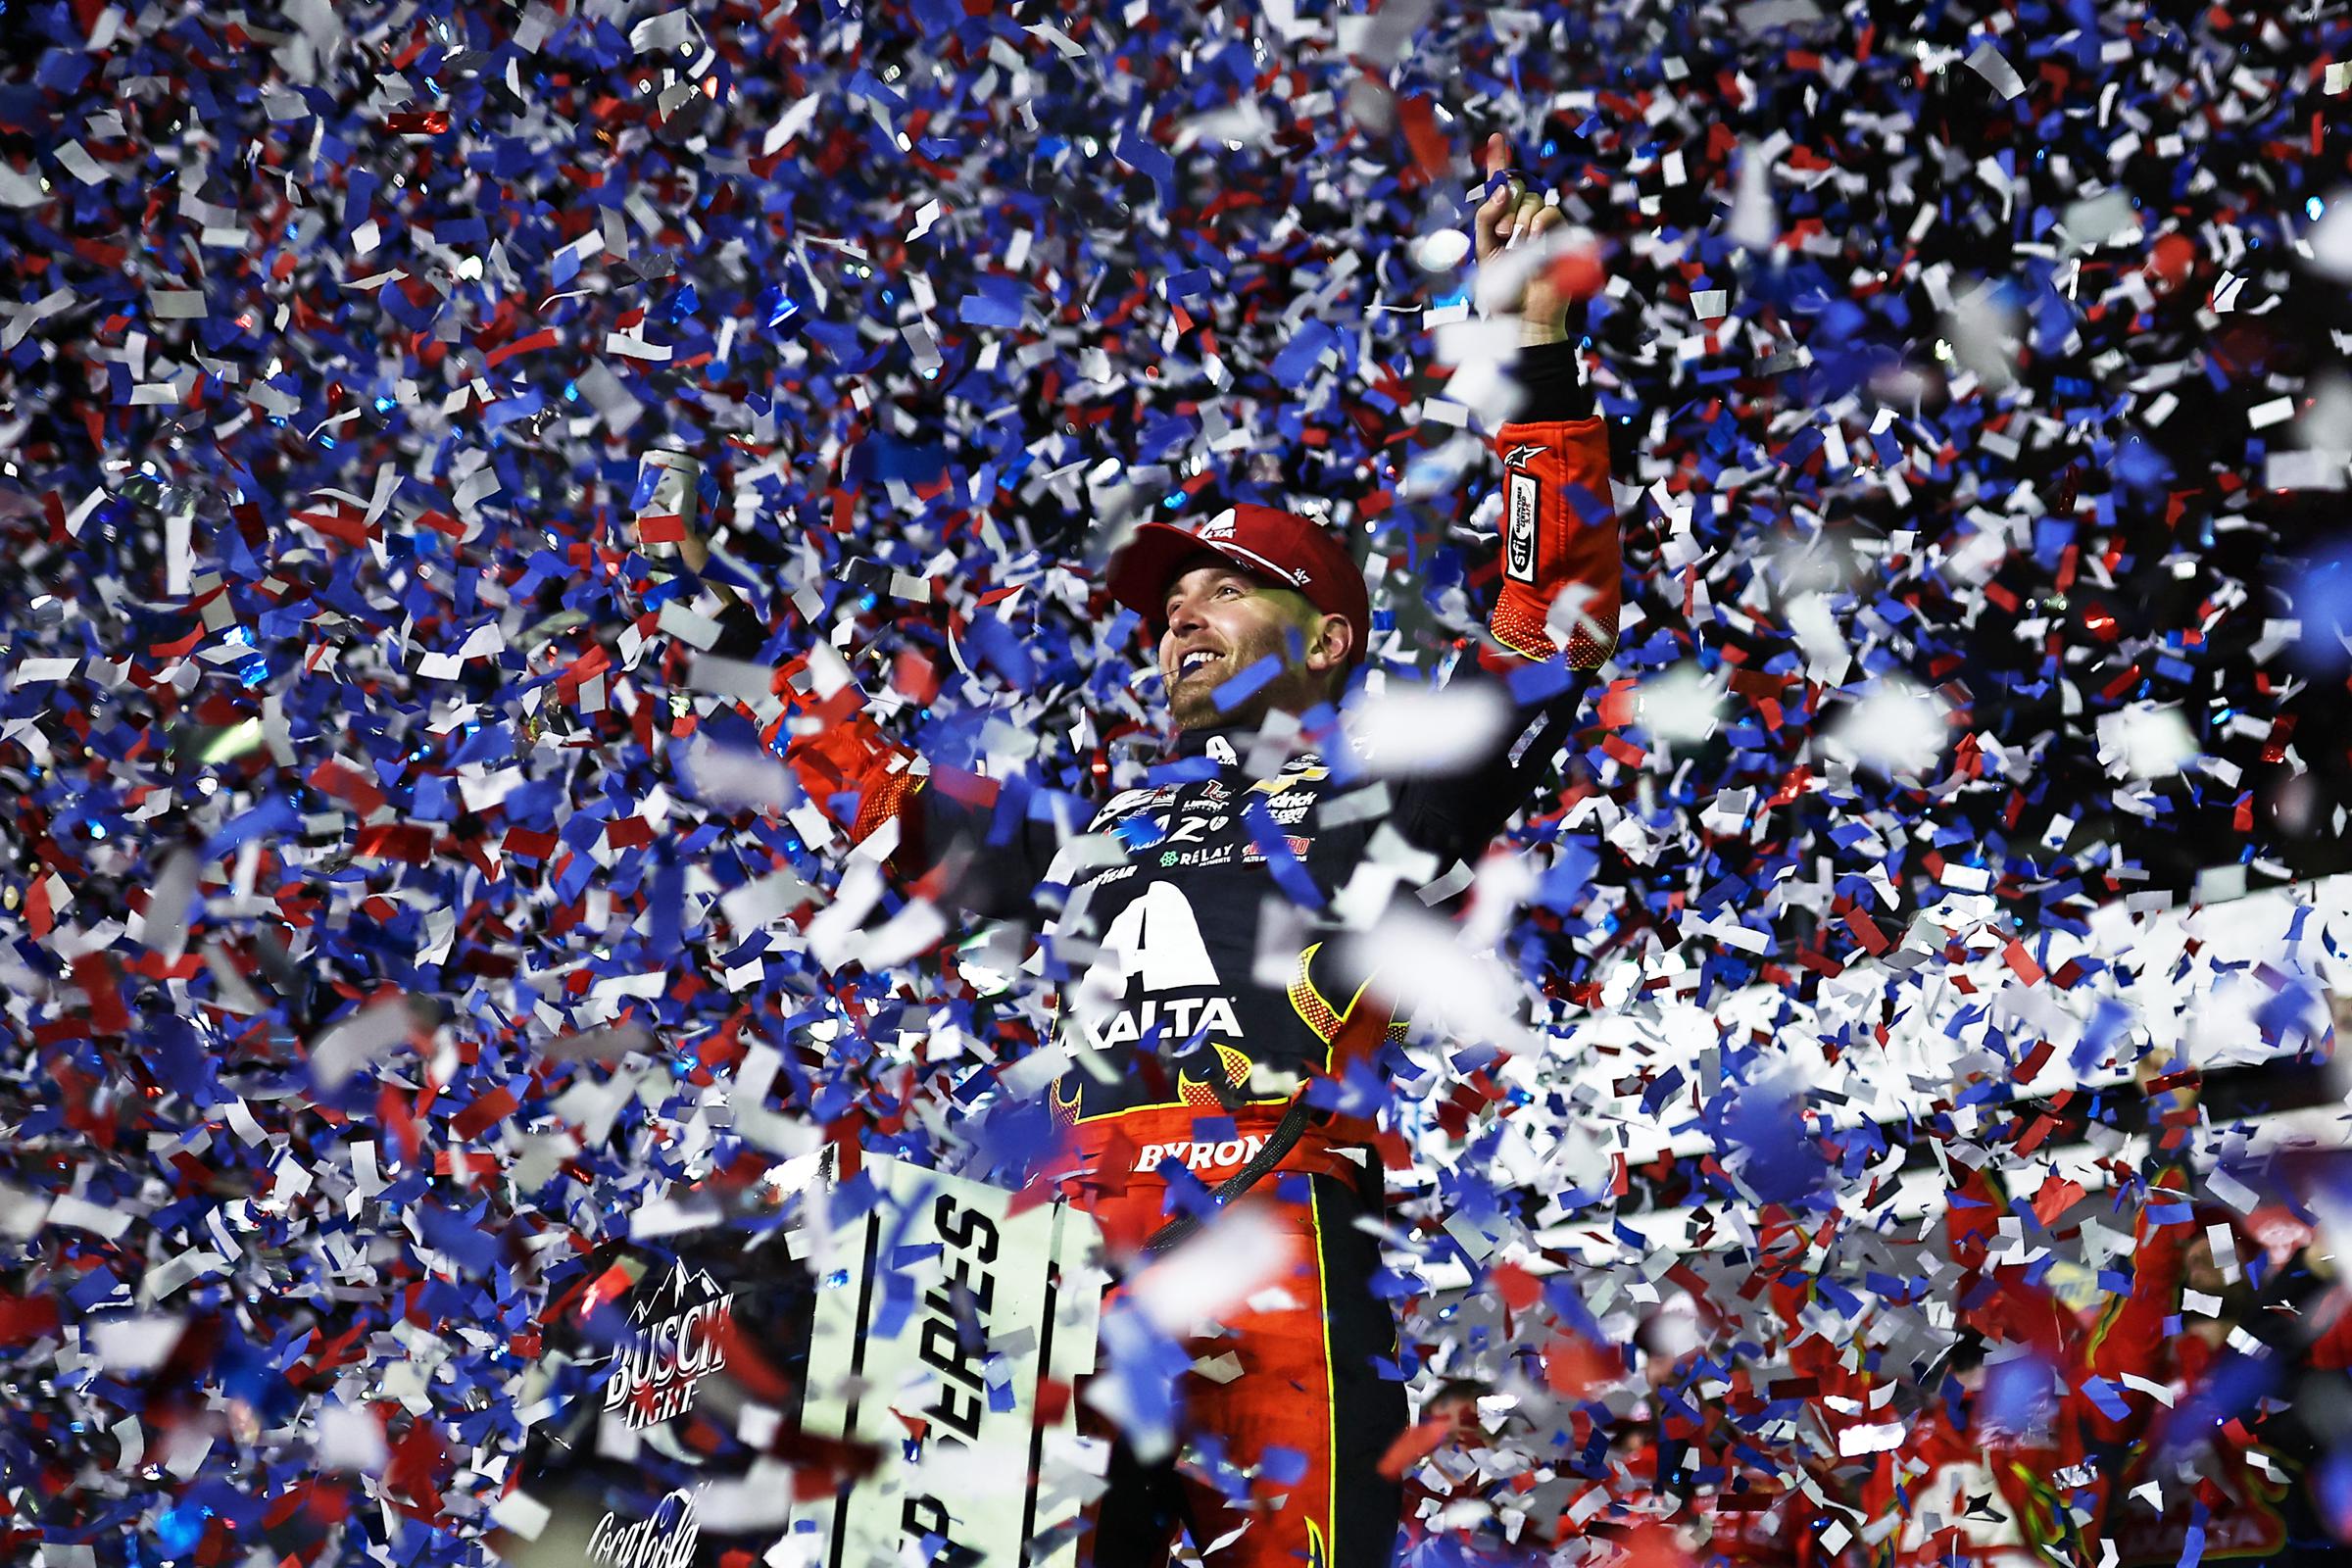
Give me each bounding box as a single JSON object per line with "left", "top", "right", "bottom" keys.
{"left": 1104, "top": 522, "right": 1258, "bottom": 632}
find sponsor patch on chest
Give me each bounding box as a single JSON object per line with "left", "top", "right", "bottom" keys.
{"left": 1261, "top": 789, "right": 1314, "bottom": 825}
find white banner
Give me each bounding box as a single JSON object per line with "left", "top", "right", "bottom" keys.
{"left": 784, "top": 1154, "right": 1102, "bottom": 1568}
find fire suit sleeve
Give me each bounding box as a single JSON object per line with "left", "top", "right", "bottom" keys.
{"left": 774, "top": 655, "right": 1060, "bottom": 919}
{"left": 1485, "top": 341, "right": 1620, "bottom": 666}
{"left": 911, "top": 768, "right": 1069, "bottom": 922}
{"left": 1381, "top": 345, "right": 1621, "bottom": 866}
{"left": 772, "top": 662, "right": 918, "bottom": 851}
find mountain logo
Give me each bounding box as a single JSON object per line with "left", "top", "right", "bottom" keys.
{"left": 603, "top": 1261, "right": 735, "bottom": 1430}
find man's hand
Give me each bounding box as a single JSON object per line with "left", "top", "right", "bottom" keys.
{"left": 1473, "top": 132, "right": 1600, "bottom": 347}
{"left": 649, "top": 522, "right": 749, "bottom": 621}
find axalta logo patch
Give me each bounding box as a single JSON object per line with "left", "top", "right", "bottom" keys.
{"left": 1134, "top": 1133, "right": 1267, "bottom": 1173}
{"left": 1087, "top": 995, "right": 1246, "bottom": 1048}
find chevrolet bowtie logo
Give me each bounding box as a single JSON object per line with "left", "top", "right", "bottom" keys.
{"left": 1503, "top": 443, "right": 1544, "bottom": 469}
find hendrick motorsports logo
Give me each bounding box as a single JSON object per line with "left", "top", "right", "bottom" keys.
{"left": 605, "top": 1261, "right": 735, "bottom": 1429}
{"left": 588, "top": 1487, "right": 701, "bottom": 1568}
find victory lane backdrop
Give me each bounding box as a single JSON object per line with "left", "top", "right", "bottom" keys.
{"left": 0, "top": 0, "right": 2350, "bottom": 1565}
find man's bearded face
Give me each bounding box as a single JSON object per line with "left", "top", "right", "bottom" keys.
{"left": 1157, "top": 562, "right": 1333, "bottom": 731}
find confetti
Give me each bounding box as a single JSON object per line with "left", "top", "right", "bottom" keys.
{"left": 0, "top": 0, "right": 2343, "bottom": 1562}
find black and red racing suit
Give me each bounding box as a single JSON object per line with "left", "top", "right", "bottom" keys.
{"left": 780, "top": 340, "right": 1619, "bottom": 1567}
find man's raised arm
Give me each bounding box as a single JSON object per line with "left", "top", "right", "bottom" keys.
{"left": 1387, "top": 135, "right": 1624, "bottom": 866}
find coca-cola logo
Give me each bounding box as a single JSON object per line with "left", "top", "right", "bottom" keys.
{"left": 588, "top": 1487, "right": 699, "bottom": 1568}
{"left": 604, "top": 1263, "right": 734, "bottom": 1430}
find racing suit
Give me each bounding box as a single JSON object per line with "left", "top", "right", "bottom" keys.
{"left": 1943, "top": 1159, "right": 2196, "bottom": 1566}
{"left": 782, "top": 340, "right": 1619, "bottom": 1566}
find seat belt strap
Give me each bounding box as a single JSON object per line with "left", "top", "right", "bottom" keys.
{"left": 1140, "top": 1097, "right": 1316, "bottom": 1256}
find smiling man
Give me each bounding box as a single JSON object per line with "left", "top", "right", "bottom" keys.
{"left": 705, "top": 138, "right": 1623, "bottom": 1568}
{"left": 1132, "top": 504, "right": 1366, "bottom": 733}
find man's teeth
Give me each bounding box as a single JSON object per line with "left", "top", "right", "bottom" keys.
{"left": 1180, "top": 651, "right": 1215, "bottom": 673}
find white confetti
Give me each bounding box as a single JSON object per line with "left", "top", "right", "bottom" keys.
{"left": 1347, "top": 681, "right": 1511, "bottom": 778}
{"left": 310, "top": 998, "right": 416, "bottom": 1088}
{"left": 2095, "top": 704, "right": 2198, "bottom": 779}
{"left": 1962, "top": 42, "right": 2028, "bottom": 99}
{"left": 1121, "top": 1204, "right": 1288, "bottom": 1335}
{"left": 89, "top": 1315, "right": 186, "bottom": 1372}
{"left": 1825, "top": 677, "right": 1949, "bottom": 777}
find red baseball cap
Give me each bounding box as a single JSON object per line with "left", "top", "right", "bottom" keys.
{"left": 1105, "top": 505, "right": 1372, "bottom": 666}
